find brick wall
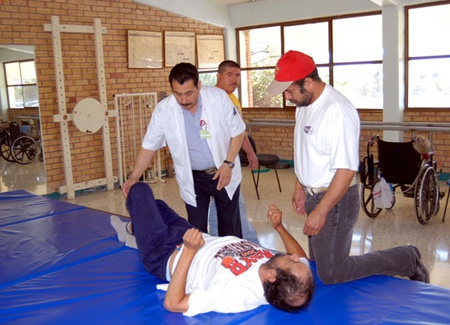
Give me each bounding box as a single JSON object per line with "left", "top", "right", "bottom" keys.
{"left": 0, "top": 0, "right": 223, "bottom": 194}
{"left": 244, "top": 108, "right": 295, "bottom": 161}
{"left": 7, "top": 107, "right": 39, "bottom": 121}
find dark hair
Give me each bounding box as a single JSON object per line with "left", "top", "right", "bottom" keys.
{"left": 218, "top": 60, "right": 240, "bottom": 73}
{"left": 293, "top": 67, "right": 321, "bottom": 92}
{"left": 168, "top": 62, "right": 199, "bottom": 88}
{"left": 263, "top": 254, "right": 315, "bottom": 312}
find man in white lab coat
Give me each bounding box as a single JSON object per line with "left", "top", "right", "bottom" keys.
{"left": 122, "top": 62, "right": 246, "bottom": 237}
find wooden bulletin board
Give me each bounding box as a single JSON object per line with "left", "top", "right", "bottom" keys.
{"left": 128, "top": 30, "right": 163, "bottom": 68}
{"left": 197, "top": 34, "right": 225, "bottom": 69}
{"left": 164, "top": 31, "right": 196, "bottom": 67}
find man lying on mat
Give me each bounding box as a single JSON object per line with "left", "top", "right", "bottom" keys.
{"left": 110, "top": 182, "right": 314, "bottom": 316}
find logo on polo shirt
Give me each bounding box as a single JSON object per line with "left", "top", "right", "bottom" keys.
{"left": 304, "top": 126, "right": 315, "bottom": 134}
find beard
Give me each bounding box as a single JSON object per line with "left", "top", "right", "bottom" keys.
{"left": 288, "top": 91, "right": 313, "bottom": 107}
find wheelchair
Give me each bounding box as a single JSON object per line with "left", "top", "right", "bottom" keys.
{"left": 359, "top": 134, "right": 443, "bottom": 225}
{"left": 0, "top": 121, "right": 38, "bottom": 165}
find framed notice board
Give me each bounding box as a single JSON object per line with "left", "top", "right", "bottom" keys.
{"left": 128, "top": 30, "right": 163, "bottom": 68}
{"left": 164, "top": 31, "right": 196, "bottom": 67}
{"left": 197, "top": 34, "right": 225, "bottom": 69}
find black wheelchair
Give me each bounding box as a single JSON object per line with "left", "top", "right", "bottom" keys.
{"left": 0, "top": 121, "right": 38, "bottom": 165}
{"left": 359, "top": 135, "right": 443, "bottom": 224}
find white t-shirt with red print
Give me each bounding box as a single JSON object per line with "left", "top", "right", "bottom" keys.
{"left": 162, "top": 234, "right": 273, "bottom": 316}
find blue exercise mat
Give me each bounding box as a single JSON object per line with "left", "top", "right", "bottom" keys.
{"left": 0, "top": 190, "right": 84, "bottom": 227}
{"left": 1, "top": 190, "right": 449, "bottom": 324}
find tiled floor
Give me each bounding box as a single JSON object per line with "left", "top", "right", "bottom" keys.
{"left": 2, "top": 160, "right": 450, "bottom": 289}
{"left": 0, "top": 158, "right": 47, "bottom": 195}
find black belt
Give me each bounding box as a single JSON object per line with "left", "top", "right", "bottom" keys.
{"left": 193, "top": 167, "right": 217, "bottom": 175}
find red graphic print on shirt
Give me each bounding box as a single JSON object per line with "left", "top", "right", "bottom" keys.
{"left": 215, "top": 241, "right": 274, "bottom": 276}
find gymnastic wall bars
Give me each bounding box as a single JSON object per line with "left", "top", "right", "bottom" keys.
{"left": 114, "top": 92, "right": 165, "bottom": 187}
{"left": 44, "top": 16, "right": 116, "bottom": 199}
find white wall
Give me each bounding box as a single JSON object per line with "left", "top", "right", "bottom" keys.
{"left": 132, "top": 0, "right": 237, "bottom": 58}
{"left": 134, "top": 0, "right": 232, "bottom": 28}
{"left": 131, "top": 0, "right": 442, "bottom": 28}
{"left": 229, "top": 0, "right": 378, "bottom": 27}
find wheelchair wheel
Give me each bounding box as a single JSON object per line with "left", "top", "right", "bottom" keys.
{"left": 414, "top": 165, "right": 439, "bottom": 224}
{"left": 360, "top": 182, "right": 383, "bottom": 218}
{"left": 11, "top": 135, "right": 37, "bottom": 164}
{"left": 1, "top": 136, "right": 15, "bottom": 162}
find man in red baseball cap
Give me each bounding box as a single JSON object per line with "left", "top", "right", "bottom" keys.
{"left": 267, "top": 50, "right": 317, "bottom": 96}
{"left": 266, "top": 50, "right": 429, "bottom": 286}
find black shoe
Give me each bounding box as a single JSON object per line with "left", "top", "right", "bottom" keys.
{"left": 409, "top": 246, "right": 430, "bottom": 284}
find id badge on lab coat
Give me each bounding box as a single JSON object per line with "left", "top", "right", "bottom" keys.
{"left": 200, "top": 129, "right": 212, "bottom": 139}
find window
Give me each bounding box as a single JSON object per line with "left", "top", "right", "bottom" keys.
{"left": 406, "top": 2, "right": 450, "bottom": 108}
{"left": 284, "top": 22, "right": 328, "bottom": 64}
{"left": 237, "top": 12, "right": 383, "bottom": 109}
{"left": 198, "top": 71, "right": 217, "bottom": 87}
{"left": 333, "top": 15, "right": 383, "bottom": 109}
{"left": 4, "top": 60, "right": 39, "bottom": 109}
{"left": 238, "top": 26, "right": 282, "bottom": 108}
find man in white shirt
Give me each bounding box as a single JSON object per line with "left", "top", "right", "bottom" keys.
{"left": 122, "top": 63, "right": 245, "bottom": 237}
{"left": 111, "top": 182, "right": 314, "bottom": 316}
{"left": 267, "top": 50, "right": 429, "bottom": 285}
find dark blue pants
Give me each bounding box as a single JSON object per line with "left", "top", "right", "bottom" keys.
{"left": 126, "top": 182, "right": 192, "bottom": 281}
{"left": 186, "top": 172, "right": 242, "bottom": 238}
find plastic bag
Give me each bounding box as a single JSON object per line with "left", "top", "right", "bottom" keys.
{"left": 413, "top": 135, "right": 431, "bottom": 155}
{"left": 373, "top": 176, "right": 394, "bottom": 209}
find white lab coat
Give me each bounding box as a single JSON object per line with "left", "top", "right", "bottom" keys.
{"left": 142, "top": 86, "right": 246, "bottom": 207}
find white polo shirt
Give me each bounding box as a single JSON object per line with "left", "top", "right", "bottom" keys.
{"left": 294, "top": 84, "right": 360, "bottom": 188}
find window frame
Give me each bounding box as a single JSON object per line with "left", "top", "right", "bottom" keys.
{"left": 3, "top": 59, "right": 39, "bottom": 109}
{"left": 236, "top": 11, "right": 382, "bottom": 110}
{"left": 405, "top": 0, "right": 450, "bottom": 110}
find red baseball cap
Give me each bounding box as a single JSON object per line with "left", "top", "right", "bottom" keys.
{"left": 266, "top": 50, "right": 316, "bottom": 96}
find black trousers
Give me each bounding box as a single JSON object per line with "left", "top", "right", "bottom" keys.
{"left": 185, "top": 171, "right": 242, "bottom": 238}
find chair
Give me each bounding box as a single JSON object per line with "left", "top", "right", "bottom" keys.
{"left": 239, "top": 135, "right": 282, "bottom": 199}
